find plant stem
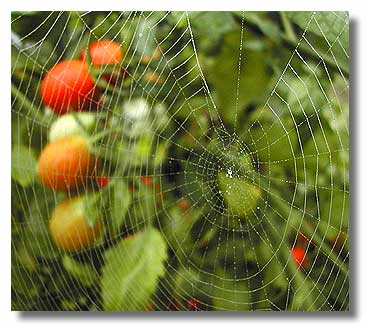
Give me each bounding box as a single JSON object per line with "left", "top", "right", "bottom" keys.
{"left": 88, "top": 126, "right": 125, "bottom": 144}
{"left": 11, "top": 83, "right": 41, "bottom": 118}
{"left": 280, "top": 12, "right": 297, "bottom": 43}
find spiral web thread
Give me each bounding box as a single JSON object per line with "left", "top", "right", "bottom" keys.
{"left": 11, "top": 11, "right": 349, "bottom": 311}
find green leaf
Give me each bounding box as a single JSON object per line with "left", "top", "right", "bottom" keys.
{"left": 211, "top": 273, "right": 250, "bottom": 311}
{"left": 20, "top": 189, "right": 62, "bottom": 260}
{"left": 286, "top": 74, "right": 326, "bottom": 116}
{"left": 317, "top": 189, "right": 349, "bottom": 240}
{"left": 191, "top": 12, "right": 236, "bottom": 51}
{"left": 173, "top": 267, "right": 202, "bottom": 300}
{"left": 107, "top": 180, "right": 131, "bottom": 237}
{"left": 206, "top": 29, "right": 270, "bottom": 125}
{"left": 245, "top": 12, "right": 282, "bottom": 43}
{"left": 217, "top": 171, "right": 261, "bottom": 218}
{"left": 101, "top": 227, "right": 167, "bottom": 311}
{"left": 62, "top": 255, "right": 98, "bottom": 287}
{"left": 164, "top": 206, "right": 203, "bottom": 253}
{"left": 287, "top": 11, "right": 349, "bottom": 50}
{"left": 84, "top": 193, "right": 102, "bottom": 228}
{"left": 287, "top": 12, "right": 349, "bottom": 73}
{"left": 11, "top": 145, "right": 37, "bottom": 187}
{"left": 243, "top": 108, "right": 298, "bottom": 162}
{"left": 258, "top": 241, "right": 288, "bottom": 301}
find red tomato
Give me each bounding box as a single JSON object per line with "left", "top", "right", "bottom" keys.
{"left": 80, "top": 40, "right": 122, "bottom": 66}
{"left": 141, "top": 176, "right": 153, "bottom": 185}
{"left": 96, "top": 175, "right": 110, "bottom": 188}
{"left": 40, "top": 60, "right": 97, "bottom": 114}
{"left": 178, "top": 198, "right": 190, "bottom": 211}
{"left": 291, "top": 246, "right": 307, "bottom": 267}
{"left": 80, "top": 40, "right": 124, "bottom": 85}
{"left": 187, "top": 298, "right": 201, "bottom": 311}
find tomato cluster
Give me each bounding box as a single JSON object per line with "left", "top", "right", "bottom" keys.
{"left": 37, "top": 40, "right": 123, "bottom": 252}
{"left": 37, "top": 40, "right": 168, "bottom": 254}
{"left": 41, "top": 40, "right": 122, "bottom": 114}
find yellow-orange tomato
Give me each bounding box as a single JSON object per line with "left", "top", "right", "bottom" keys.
{"left": 49, "top": 197, "right": 101, "bottom": 252}
{"left": 38, "top": 136, "right": 97, "bottom": 191}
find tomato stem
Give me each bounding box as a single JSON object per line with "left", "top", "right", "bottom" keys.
{"left": 280, "top": 12, "right": 297, "bottom": 43}
{"left": 88, "top": 126, "right": 125, "bottom": 144}
{"left": 11, "top": 83, "right": 46, "bottom": 124}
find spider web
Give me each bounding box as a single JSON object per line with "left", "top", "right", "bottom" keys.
{"left": 11, "top": 11, "right": 349, "bottom": 311}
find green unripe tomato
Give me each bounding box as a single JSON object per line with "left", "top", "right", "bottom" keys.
{"left": 49, "top": 113, "right": 96, "bottom": 142}
{"left": 217, "top": 171, "right": 261, "bottom": 218}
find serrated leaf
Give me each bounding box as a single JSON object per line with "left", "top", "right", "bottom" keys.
{"left": 164, "top": 206, "right": 203, "bottom": 252}
{"left": 243, "top": 108, "right": 298, "bottom": 162}
{"left": 286, "top": 74, "right": 326, "bottom": 116}
{"left": 11, "top": 145, "right": 37, "bottom": 187}
{"left": 84, "top": 193, "right": 102, "bottom": 228}
{"left": 174, "top": 267, "right": 201, "bottom": 300}
{"left": 245, "top": 12, "right": 282, "bottom": 42}
{"left": 101, "top": 227, "right": 167, "bottom": 311}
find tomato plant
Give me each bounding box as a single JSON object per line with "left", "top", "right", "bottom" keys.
{"left": 11, "top": 11, "right": 349, "bottom": 312}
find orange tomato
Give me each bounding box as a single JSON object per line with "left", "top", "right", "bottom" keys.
{"left": 38, "top": 136, "right": 97, "bottom": 191}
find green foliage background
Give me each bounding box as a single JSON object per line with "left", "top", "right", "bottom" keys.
{"left": 11, "top": 11, "right": 349, "bottom": 311}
